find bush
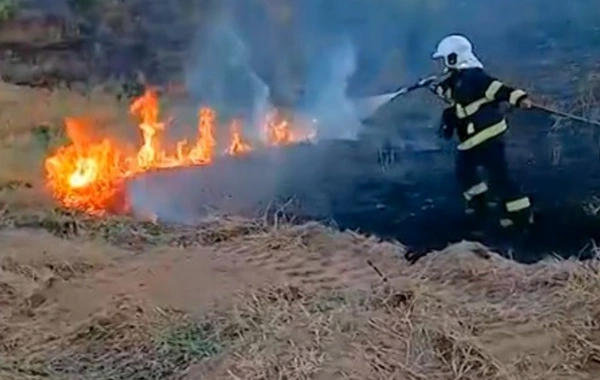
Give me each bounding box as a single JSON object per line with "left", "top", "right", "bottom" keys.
{"left": 0, "top": 0, "right": 19, "bottom": 22}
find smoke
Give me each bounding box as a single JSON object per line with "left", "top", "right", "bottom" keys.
{"left": 125, "top": 1, "right": 439, "bottom": 223}
{"left": 127, "top": 7, "right": 290, "bottom": 223}
{"left": 296, "top": 37, "right": 362, "bottom": 141}
{"left": 183, "top": 6, "right": 365, "bottom": 142}
{"left": 126, "top": 154, "right": 282, "bottom": 224}
{"left": 126, "top": 0, "right": 600, "bottom": 227}
{"left": 183, "top": 11, "right": 271, "bottom": 141}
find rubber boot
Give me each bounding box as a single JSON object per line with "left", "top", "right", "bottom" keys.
{"left": 500, "top": 208, "right": 535, "bottom": 233}
{"left": 465, "top": 194, "right": 488, "bottom": 236}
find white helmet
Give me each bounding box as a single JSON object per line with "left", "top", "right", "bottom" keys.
{"left": 432, "top": 34, "right": 483, "bottom": 70}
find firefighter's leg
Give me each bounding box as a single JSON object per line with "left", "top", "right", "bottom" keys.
{"left": 483, "top": 138, "right": 533, "bottom": 228}
{"left": 456, "top": 149, "right": 488, "bottom": 221}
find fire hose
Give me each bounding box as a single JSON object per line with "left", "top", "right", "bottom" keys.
{"left": 354, "top": 75, "right": 600, "bottom": 128}
{"left": 530, "top": 104, "right": 600, "bottom": 128}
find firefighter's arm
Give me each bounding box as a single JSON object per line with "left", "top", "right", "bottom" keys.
{"left": 480, "top": 74, "right": 531, "bottom": 108}
{"left": 431, "top": 77, "right": 453, "bottom": 103}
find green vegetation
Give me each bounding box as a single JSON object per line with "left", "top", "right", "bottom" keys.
{"left": 157, "top": 321, "right": 224, "bottom": 362}
{"left": 0, "top": 0, "right": 19, "bottom": 22}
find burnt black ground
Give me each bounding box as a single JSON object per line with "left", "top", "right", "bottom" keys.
{"left": 276, "top": 107, "right": 600, "bottom": 263}
{"left": 127, "top": 112, "right": 600, "bottom": 264}
{"left": 324, "top": 153, "right": 600, "bottom": 263}
{"left": 276, "top": 140, "right": 600, "bottom": 264}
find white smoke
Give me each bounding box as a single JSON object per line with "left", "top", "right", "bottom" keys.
{"left": 249, "top": 70, "right": 271, "bottom": 137}
{"left": 182, "top": 7, "right": 367, "bottom": 143}
{"left": 127, "top": 12, "right": 366, "bottom": 223}
{"left": 183, "top": 13, "right": 271, "bottom": 141}
{"left": 296, "top": 37, "right": 363, "bottom": 141}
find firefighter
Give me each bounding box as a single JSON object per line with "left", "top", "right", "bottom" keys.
{"left": 430, "top": 34, "right": 534, "bottom": 230}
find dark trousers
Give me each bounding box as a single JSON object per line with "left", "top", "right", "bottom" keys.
{"left": 456, "top": 136, "right": 532, "bottom": 225}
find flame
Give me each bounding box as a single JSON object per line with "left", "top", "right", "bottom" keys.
{"left": 69, "top": 158, "right": 98, "bottom": 188}
{"left": 264, "top": 110, "right": 316, "bottom": 145}
{"left": 44, "top": 136, "right": 127, "bottom": 214}
{"left": 129, "top": 88, "right": 165, "bottom": 169}
{"left": 44, "top": 88, "right": 315, "bottom": 214}
{"left": 266, "top": 118, "right": 292, "bottom": 145}
{"left": 227, "top": 119, "right": 252, "bottom": 155}
{"left": 188, "top": 107, "right": 216, "bottom": 163}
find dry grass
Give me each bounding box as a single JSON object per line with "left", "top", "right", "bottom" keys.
{"left": 0, "top": 207, "right": 267, "bottom": 252}
{"left": 188, "top": 243, "right": 600, "bottom": 380}
{"left": 0, "top": 295, "right": 217, "bottom": 380}
{"left": 0, "top": 74, "right": 599, "bottom": 380}
{"left": 0, "top": 211, "right": 599, "bottom": 379}
{"left": 0, "top": 79, "right": 190, "bottom": 207}
{"left": 0, "top": 80, "right": 130, "bottom": 193}
{"left": 0, "top": 81, "right": 127, "bottom": 139}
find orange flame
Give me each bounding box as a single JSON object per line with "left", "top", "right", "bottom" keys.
{"left": 264, "top": 110, "right": 316, "bottom": 146}
{"left": 188, "top": 107, "right": 216, "bottom": 163}
{"left": 130, "top": 89, "right": 161, "bottom": 167}
{"left": 227, "top": 119, "right": 252, "bottom": 155}
{"left": 44, "top": 135, "right": 127, "bottom": 214}
{"left": 44, "top": 88, "right": 314, "bottom": 214}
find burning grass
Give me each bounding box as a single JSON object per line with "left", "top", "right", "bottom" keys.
{"left": 43, "top": 87, "right": 316, "bottom": 216}
{"left": 0, "top": 80, "right": 315, "bottom": 218}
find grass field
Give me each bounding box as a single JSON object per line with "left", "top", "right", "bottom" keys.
{"left": 0, "top": 81, "right": 599, "bottom": 380}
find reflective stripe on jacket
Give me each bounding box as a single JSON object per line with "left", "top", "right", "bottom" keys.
{"left": 434, "top": 68, "right": 527, "bottom": 150}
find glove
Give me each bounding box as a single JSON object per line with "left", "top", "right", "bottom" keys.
{"left": 518, "top": 97, "right": 533, "bottom": 109}
{"left": 417, "top": 75, "right": 438, "bottom": 88}
{"left": 438, "top": 123, "right": 453, "bottom": 140}
{"left": 438, "top": 107, "right": 456, "bottom": 140}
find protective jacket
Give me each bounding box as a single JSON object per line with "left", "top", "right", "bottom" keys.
{"left": 434, "top": 68, "right": 528, "bottom": 150}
